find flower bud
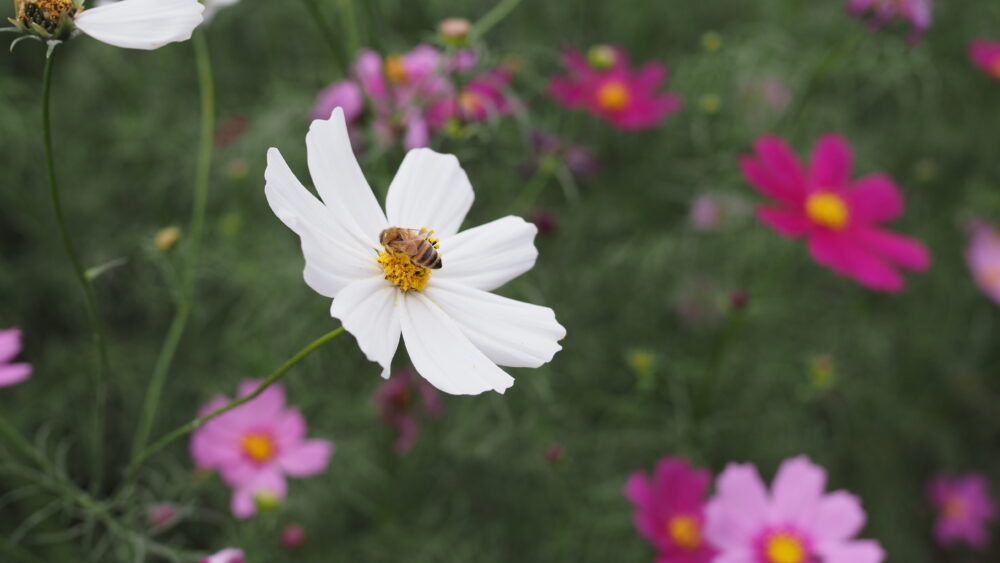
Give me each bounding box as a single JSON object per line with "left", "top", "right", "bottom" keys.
{"left": 587, "top": 45, "right": 617, "bottom": 69}
{"left": 147, "top": 503, "right": 178, "bottom": 530}
{"left": 699, "top": 93, "right": 722, "bottom": 115}
{"left": 155, "top": 226, "right": 182, "bottom": 251}
{"left": 281, "top": 523, "right": 306, "bottom": 551}
{"left": 438, "top": 17, "right": 471, "bottom": 46}
{"left": 254, "top": 489, "right": 281, "bottom": 513}
{"left": 544, "top": 444, "right": 564, "bottom": 464}
{"left": 701, "top": 31, "right": 723, "bottom": 53}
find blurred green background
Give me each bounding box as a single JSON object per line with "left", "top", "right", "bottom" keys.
{"left": 2, "top": 0, "right": 1000, "bottom": 561}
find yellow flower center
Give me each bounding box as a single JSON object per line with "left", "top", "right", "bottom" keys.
{"left": 458, "top": 91, "right": 484, "bottom": 114}
{"left": 978, "top": 265, "right": 1000, "bottom": 292}
{"left": 596, "top": 81, "right": 630, "bottom": 112}
{"left": 16, "top": 0, "right": 78, "bottom": 34}
{"left": 805, "top": 192, "right": 849, "bottom": 230}
{"left": 378, "top": 251, "right": 431, "bottom": 292}
{"left": 241, "top": 433, "right": 276, "bottom": 463}
{"left": 667, "top": 515, "right": 701, "bottom": 551}
{"left": 944, "top": 497, "right": 967, "bottom": 520}
{"left": 766, "top": 534, "right": 807, "bottom": 563}
{"left": 385, "top": 55, "right": 408, "bottom": 84}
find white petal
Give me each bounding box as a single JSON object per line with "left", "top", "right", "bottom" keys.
{"left": 385, "top": 148, "right": 474, "bottom": 236}
{"left": 400, "top": 293, "right": 514, "bottom": 395}
{"left": 203, "top": 0, "right": 240, "bottom": 22}
{"left": 425, "top": 280, "right": 564, "bottom": 368}
{"left": 306, "top": 108, "right": 387, "bottom": 246}
{"left": 329, "top": 276, "right": 401, "bottom": 378}
{"left": 265, "top": 148, "right": 380, "bottom": 297}
{"left": 74, "top": 0, "right": 204, "bottom": 50}
{"left": 435, "top": 216, "right": 538, "bottom": 291}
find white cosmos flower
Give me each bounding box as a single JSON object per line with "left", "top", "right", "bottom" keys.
{"left": 74, "top": 0, "right": 204, "bottom": 50}
{"left": 265, "top": 107, "right": 566, "bottom": 396}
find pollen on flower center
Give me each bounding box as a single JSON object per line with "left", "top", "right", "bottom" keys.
{"left": 378, "top": 251, "right": 431, "bottom": 292}
{"left": 241, "top": 432, "right": 276, "bottom": 464}
{"left": 943, "top": 497, "right": 968, "bottom": 520}
{"left": 805, "top": 192, "right": 849, "bottom": 230}
{"left": 458, "top": 91, "right": 484, "bottom": 114}
{"left": 385, "top": 55, "right": 408, "bottom": 84}
{"left": 765, "top": 533, "right": 807, "bottom": 563}
{"left": 596, "top": 81, "right": 630, "bottom": 112}
{"left": 667, "top": 515, "right": 701, "bottom": 551}
{"left": 16, "top": 0, "right": 78, "bottom": 34}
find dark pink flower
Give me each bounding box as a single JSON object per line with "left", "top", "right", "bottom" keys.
{"left": 928, "top": 473, "right": 996, "bottom": 549}
{"left": 0, "top": 328, "right": 31, "bottom": 388}
{"left": 624, "top": 457, "right": 716, "bottom": 562}
{"left": 549, "top": 45, "right": 681, "bottom": 131}
{"left": 846, "top": 0, "right": 932, "bottom": 43}
{"left": 969, "top": 40, "right": 1000, "bottom": 82}
{"left": 373, "top": 368, "right": 443, "bottom": 454}
{"left": 741, "top": 134, "right": 930, "bottom": 292}
{"left": 190, "top": 380, "right": 334, "bottom": 518}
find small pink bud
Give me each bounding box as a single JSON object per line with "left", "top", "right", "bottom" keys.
{"left": 281, "top": 523, "right": 307, "bottom": 551}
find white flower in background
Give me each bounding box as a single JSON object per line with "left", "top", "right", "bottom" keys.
{"left": 11, "top": 0, "right": 203, "bottom": 50}
{"left": 265, "top": 108, "right": 566, "bottom": 395}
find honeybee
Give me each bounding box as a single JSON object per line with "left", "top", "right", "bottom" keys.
{"left": 379, "top": 227, "right": 442, "bottom": 269}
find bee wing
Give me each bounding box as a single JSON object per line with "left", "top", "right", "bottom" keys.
{"left": 388, "top": 238, "right": 425, "bottom": 255}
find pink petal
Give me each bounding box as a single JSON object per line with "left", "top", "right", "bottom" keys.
{"left": 704, "top": 463, "right": 769, "bottom": 549}
{"left": 393, "top": 416, "right": 418, "bottom": 454}
{"left": 740, "top": 156, "right": 801, "bottom": 206}
{"left": 754, "top": 136, "right": 807, "bottom": 197}
{"left": 818, "top": 539, "right": 885, "bottom": 563}
{"left": 561, "top": 49, "right": 591, "bottom": 74}
{"left": 0, "top": 328, "right": 23, "bottom": 364}
{"left": 811, "top": 491, "right": 866, "bottom": 542}
{"left": 230, "top": 469, "right": 288, "bottom": 519}
{"left": 809, "top": 134, "right": 853, "bottom": 190}
{"left": 771, "top": 456, "right": 827, "bottom": 525}
{"left": 856, "top": 229, "right": 931, "bottom": 271}
{"left": 230, "top": 487, "right": 257, "bottom": 519}
{"left": 756, "top": 207, "right": 811, "bottom": 237}
{"left": 274, "top": 409, "right": 307, "bottom": 450}
{"left": 633, "top": 62, "right": 667, "bottom": 90}
{"left": 403, "top": 113, "right": 430, "bottom": 150}
{"left": 0, "top": 364, "right": 31, "bottom": 388}
{"left": 847, "top": 174, "right": 903, "bottom": 223}
{"left": 808, "top": 233, "right": 905, "bottom": 292}
{"left": 278, "top": 439, "right": 334, "bottom": 477}
{"left": 624, "top": 472, "right": 652, "bottom": 506}
{"left": 236, "top": 380, "right": 285, "bottom": 420}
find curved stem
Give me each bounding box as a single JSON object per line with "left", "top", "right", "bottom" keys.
{"left": 42, "top": 47, "right": 112, "bottom": 491}
{"left": 127, "top": 326, "right": 345, "bottom": 475}
{"left": 299, "top": 0, "right": 347, "bottom": 75}
{"left": 130, "top": 31, "right": 215, "bottom": 463}
{"left": 470, "top": 0, "right": 524, "bottom": 41}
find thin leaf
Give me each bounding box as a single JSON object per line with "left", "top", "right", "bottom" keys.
{"left": 85, "top": 256, "right": 128, "bottom": 281}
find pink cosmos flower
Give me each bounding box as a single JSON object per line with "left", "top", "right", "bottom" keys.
{"left": 706, "top": 456, "right": 885, "bottom": 563}
{"left": 373, "top": 367, "right": 443, "bottom": 454}
{"left": 0, "top": 328, "right": 32, "bottom": 388}
{"left": 311, "top": 79, "right": 364, "bottom": 122}
{"left": 928, "top": 473, "right": 996, "bottom": 549}
{"left": 624, "top": 457, "right": 716, "bottom": 563}
{"left": 846, "top": 0, "right": 932, "bottom": 43}
{"left": 741, "top": 134, "right": 930, "bottom": 292}
{"left": 549, "top": 45, "right": 682, "bottom": 131}
{"left": 190, "top": 380, "right": 334, "bottom": 518}
{"left": 201, "top": 548, "right": 244, "bottom": 563}
{"left": 965, "top": 220, "right": 1000, "bottom": 305}
{"left": 969, "top": 40, "right": 1000, "bottom": 82}
{"left": 428, "top": 69, "right": 514, "bottom": 126}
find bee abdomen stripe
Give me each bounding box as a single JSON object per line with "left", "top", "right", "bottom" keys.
{"left": 419, "top": 245, "right": 436, "bottom": 265}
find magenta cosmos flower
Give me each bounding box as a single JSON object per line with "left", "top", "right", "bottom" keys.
{"left": 741, "top": 134, "right": 930, "bottom": 292}
{"left": 201, "top": 548, "right": 244, "bottom": 563}
{"left": 965, "top": 220, "right": 1000, "bottom": 305}
{"left": 549, "top": 45, "right": 682, "bottom": 131}
{"left": 428, "top": 68, "right": 514, "bottom": 126}
{"left": 0, "top": 328, "right": 32, "bottom": 388}
{"left": 190, "top": 380, "right": 334, "bottom": 518}
{"left": 706, "top": 456, "right": 885, "bottom": 563}
{"left": 624, "top": 457, "right": 716, "bottom": 563}
{"left": 928, "top": 473, "right": 996, "bottom": 549}
{"left": 373, "top": 367, "right": 443, "bottom": 454}
{"left": 846, "top": 0, "right": 932, "bottom": 43}
{"left": 969, "top": 40, "right": 1000, "bottom": 82}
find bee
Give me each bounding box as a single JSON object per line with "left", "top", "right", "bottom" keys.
{"left": 379, "top": 227, "right": 442, "bottom": 269}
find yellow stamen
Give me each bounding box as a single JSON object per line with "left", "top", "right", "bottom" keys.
{"left": 766, "top": 534, "right": 806, "bottom": 563}
{"left": 667, "top": 515, "right": 701, "bottom": 551}
{"left": 241, "top": 433, "right": 276, "bottom": 463}
{"left": 458, "top": 91, "right": 484, "bottom": 114}
{"left": 944, "top": 497, "right": 967, "bottom": 520}
{"left": 378, "top": 251, "right": 430, "bottom": 292}
{"left": 805, "top": 192, "right": 849, "bottom": 230}
{"left": 385, "top": 55, "right": 407, "bottom": 84}
{"left": 596, "top": 81, "right": 630, "bottom": 112}
{"left": 16, "top": 0, "right": 77, "bottom": 33}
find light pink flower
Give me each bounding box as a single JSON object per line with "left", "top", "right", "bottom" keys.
{"left": 0, "top": 328, "right": 32, "bottom": 388}
{"left": 965, "top": 220, "right": 1000, "bottom": 304}
{"left": 969, "top": 40, "right": 1000, "bottom": 82}
{"left": 311, "top": 80, "right": 364, "bottom": 122}
{"left": 741, "top": 134, "right": 930, "bottom": 292}
{"left": 691, "top": 195, "right": 724, "bottom": 231}
{"left": 706, "top": 456, "right": 885, "bottom": 563}
{"left": 928, "top": 473, "right": 996, "bottom": 549}
{"left": 624, "top": 457, "right": 716, "bottom": 563}
{"left": 846, "top": 0, "right": 932, "bottom": 43}
{"left": 373, "top": 367, "right": 443, "bottom": 454}
{"left": 200, "top": 548, "right": 244, "bottom": 563}
{"left": 428, "top": 69, "right": 514, "bottom": 126}
{"left": 549, "top": 45, "right": 682, "bottom": 131}
{"left": 190, "top": 380, "right": 334, "bottom": 519}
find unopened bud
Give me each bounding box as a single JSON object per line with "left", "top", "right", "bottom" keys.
{"left": 438, "top": 18, "right": 471, "bottom": 46}
{"left": 587, "top": 45, "right": 617, "bottom": 70}
{"left": 281, "top": 523, "right": 306, "bottom": 551}
{"left": 155, "top": 226, "right": 182, "bottom": 251}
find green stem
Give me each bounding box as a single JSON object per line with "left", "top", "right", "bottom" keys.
{"left": 130, "top": 31, "right": 215, "bottom": 464}
{"left": 338, "top": 0, "right": 359, "bottom": 57}
{"left": 300, "top": 0, "right": 347, "bottom": 75}
{"left": 470, "top": 0, "right": 524, "bottom": 41}
{"left": 0, "top": 415, "right": 44, "bottom": 468}
{"left": 41, "top": 47, "right": 111, "bottom": 492}
{"left": 127, "top": 327, "right": 345, "bottom": 474}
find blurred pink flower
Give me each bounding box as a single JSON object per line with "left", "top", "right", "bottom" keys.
{"left": 741, "top": 134, "right": 930, "bottom": 292}
{"left": 521, "top": 130, "right": 599, "bottom": 180}
{"left": 928, "top": 473, "right": 996, "bottom": 549}
{"left": 201, "top": 548, "right": 244, "bottom": 563}
{"left": 147, "top": 503, "right": 178, "bottom": 530}
{"left": 690, "top": 195, "right": 724, "bottom": 231}
{"left": 624, "top": 457, "right": 716, "bottom": 562}
{"left": 0, "top": 328, "right": 32, "bottom": 388}
{"left": 311, "top": 80, "right": 364, "bottom": 122}
{"left": 190, "top": 380, "right": 334, "bottom": 518}
{"left": 428, "top": 69, "right": 513, "bottom": 125}
{"left": 965, "top": 220, "right": 1000, "bottom": 305}
{"left": 706, "top": 456, "right": 885, "bottom": 563}
{"left": 549, "top": 46, "right": 682, "bottom": 131}
{"left": 969, "top": 40, "right": 1000, "bottom": 81}
{"left": 374, "top": 368, "right": 443, "bottom": 454}
{"left": 846, "top": 0, "right": 932, "bottom": 43}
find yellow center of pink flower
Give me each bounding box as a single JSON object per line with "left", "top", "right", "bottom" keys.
{"left": 991, "top": 59, "right": 1000, "bottom": 80}
{"left": 596, "top": 81, "right": 630, "bottom": 112}
{"left": 944, "top": 497, "right": 967, "bottom": 520}
{"left": 766, "top": 533, "right": 807, "bottom": 563}
{"left": 805, "top": 192, "right": 849, "bottom": 230}
{"left": 241, "top": 433, "right": 276, "bottom": 463}
{"left": 385, "top": 55, "right": 407, "bottom": 84}
{"left": 666, "top": 515, "right": 701, "bottom": 551}
{"left": 458, "top": 90, "right": 484, "bottom": 114}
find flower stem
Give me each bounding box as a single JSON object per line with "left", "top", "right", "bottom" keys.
{"left": 338, "top": 0, "right": 359, "bottom": 57}
{"left": 126, "top": 326, "right": 345, "bottom": 475}
{"left": 299, "top": 0, "right": 348, "bottom": 75}
{"left": 41, "top": 46, "right": 112, "bottom": 492}
{"left": 469, "top": 0, "right": 524, "bottom": 41}
{"left": 0, "top": 414, "right": 44, "bottom": 468}
{"left": 129, "top": 31, "right": 215, "bottom": 465}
